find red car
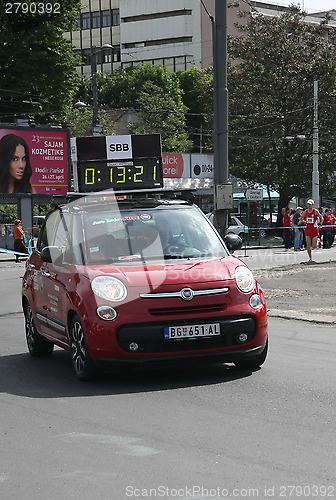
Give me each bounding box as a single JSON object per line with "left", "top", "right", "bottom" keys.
{"left": 22, "top": 195, "right": 268, "bottom": 380}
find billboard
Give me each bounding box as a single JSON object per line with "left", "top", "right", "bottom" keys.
{"left": 190, "top": 154, "right": 214, "bottom": 179}
{"left": 162, "top": 153, "right": 190, "bottom": 178}
{"left": 0, "top": 126, "right": 70, "bottom": 195}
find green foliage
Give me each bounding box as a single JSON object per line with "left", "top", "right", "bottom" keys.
{"left": 65, "top": 108, "right": 115, "bottom": 137}
{"left": 0, "top": 0, "right": 82, "bottom": 124}
{"left": 177, "top": 66, "right": 214, "bottom": 152}
{"left": 228, "top": 7, "right": 336, "bottom": 207}
{"left": 100, "top": 64, "right": 192, "bottom": 152}
{"left": 0, "top": 205, "right": 17, "bottom": 223}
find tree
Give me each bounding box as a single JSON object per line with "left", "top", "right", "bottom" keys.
{"left": 0, "top": 0, "right": 82, "bottom": 124}
{"left": 65, "top": 108, "right": 115, "bottom": 137}
{"left": 177, "top": 66, "right": 214, "bottom": 153}
{"left": 228, "top": 7, "right": 336, "bottom": 214}
{"left": 100, "top": 64, "right": 192, "bottom": 152}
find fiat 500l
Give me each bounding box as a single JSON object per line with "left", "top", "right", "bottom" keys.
{"left": 22, "top": 195, "right": 268, "bottom": 380}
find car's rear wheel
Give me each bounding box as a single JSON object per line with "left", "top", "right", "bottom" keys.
{"left": 70, "top": 315, "right": 100, "bottom": 381}
{"left": 234, "top": 339, "right": 268, "bottom": 370}
{"left": 24, "top": 303, "right": 54, "bottom": 357}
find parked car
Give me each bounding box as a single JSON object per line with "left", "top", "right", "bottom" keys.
{"left": 206, "top": 213, "right": 248, "bottom": 241}
{"left": 22, "top": 195, "right": 268, "bottom": 380}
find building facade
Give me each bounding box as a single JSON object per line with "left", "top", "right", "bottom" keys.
{"left": 64, "top": 0, "right": 336, "bottom": 75}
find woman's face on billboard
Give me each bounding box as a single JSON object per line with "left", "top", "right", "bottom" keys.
{"left": 9, "top": 144, "right": 26, "bottom": 180}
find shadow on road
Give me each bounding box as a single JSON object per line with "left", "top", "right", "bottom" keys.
{"left": 0, "top": 349, "right": 257, "bottom": 398}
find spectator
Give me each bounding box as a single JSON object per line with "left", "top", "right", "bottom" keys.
{"left": 283, "top": 207, "right": 293, "bottom": 250}
{"left": 292, "top": 207, "right": 303, "bottom": 251}
{"left": 321, "top": 208, "right": 336, "bottom": 249}
{"left": 13, "top": 219, "right": 28, "bottom": 262}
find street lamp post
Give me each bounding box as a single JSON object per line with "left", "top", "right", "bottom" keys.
{"left": 91, "top": 44, "right": 114, "bottom": 136}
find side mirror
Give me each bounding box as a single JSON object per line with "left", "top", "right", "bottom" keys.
{"left": 40, "top": 246, "right": 63, "bottom": 264}
{"left": 224, "top": 234, "right": 243, "bottom": 253}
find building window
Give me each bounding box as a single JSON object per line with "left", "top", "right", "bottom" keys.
{"left": 102, "top": 10, "right": 111, "bottom": 27}
{"left": 92, "top": 11, "right": 101, "bottom": 29}
{"left": 78, "top": 9, "right": 120, "bottom": 30}
{"left": 112, "top": 9, "right": 119, "bottom": 26}
{"left": 81, "top": 12, "right": 90, "bottom": 30}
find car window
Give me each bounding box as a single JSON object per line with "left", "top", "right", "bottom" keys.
{"left": 38, "top": 211, "right": 59, "bottom": 250}
{"left": 82, "top": 207, "right": 227, "bottom": 264}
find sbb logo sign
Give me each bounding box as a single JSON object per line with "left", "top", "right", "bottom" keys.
{"left": 106, "top": 135, "right": 133, "bottom": 160}
{"left": 109, "top": 143, "right": 130, "bottom": 152}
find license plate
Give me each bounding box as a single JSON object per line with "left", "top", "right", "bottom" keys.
{"left": 164, "top": 322, "right": 220, "bottom": 340}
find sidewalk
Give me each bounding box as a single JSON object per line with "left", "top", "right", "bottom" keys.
{"left": 238, "top": 244, "right": 336, "bottom": 325}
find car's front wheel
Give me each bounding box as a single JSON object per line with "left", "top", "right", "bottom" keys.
{"left": 70, "top": 315, "right": 101, "bottom": 381}
{"left": 234, "top": 339, "right": 268, "bottom": 370}
{"left": 24, "top": 303, "right": 54, "bottom": 357}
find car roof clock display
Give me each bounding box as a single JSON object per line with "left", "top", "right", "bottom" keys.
{"left": 75, "top": 134, "right": 163, "bottom": 192}
{"left": 22, "top": 134, "right": 268, "bottom": 380}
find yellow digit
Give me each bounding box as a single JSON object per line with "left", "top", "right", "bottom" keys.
{"left": 85, "top": 168, "right": 95, "bottom": 184}
{"left": 133, "top": 165, "right": 144, "bottom": 182}
{"left": 116, "top": 166, "right": 126, "bottom": 183}
{"left": 153, "top": 164, "right": 157, "bottom": 180}
{"left": 110, "top": 167, "right": 113, "bottom": 183}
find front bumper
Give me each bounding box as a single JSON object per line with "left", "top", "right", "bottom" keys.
{"left": 93, "top": 343, "right": 267, "bottom": 368}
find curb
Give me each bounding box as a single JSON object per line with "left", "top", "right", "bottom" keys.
{"left": 267, "top": 310, "right": 336, "bottom": 325}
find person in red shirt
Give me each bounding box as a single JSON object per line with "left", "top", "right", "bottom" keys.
{"left": 13, "top": 219, "right": 28, "bottom": 262}
{"left": 282, "top": 207, "right": 293, "bottom": 250}
{"left": 300, "top": 199, "right": 323, "bottom": 262}
{"left": 321, "top": 208, "right": 336, "bottom": 248}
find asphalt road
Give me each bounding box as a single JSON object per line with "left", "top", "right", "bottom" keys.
{"left": 0, "top": 258, "right": 335, "bottom": 499}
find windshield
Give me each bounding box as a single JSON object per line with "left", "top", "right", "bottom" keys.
{"left": 83, "top": 206, "right": 228, "bottom": 264}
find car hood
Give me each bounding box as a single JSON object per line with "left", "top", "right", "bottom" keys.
{"left": 84, "top": 255, "right": 244, "bottom": 287}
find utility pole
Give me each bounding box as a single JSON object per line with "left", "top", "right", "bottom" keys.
{"left": 312, "top": 80, "right": 319, "bottom": 206}
{"left": 91, "top": 46, "right": 99, "bottom": 136}
{"left": 213, "top": 0, "right": 232, "bottom": 237}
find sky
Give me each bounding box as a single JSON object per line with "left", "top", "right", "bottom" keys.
{"left": 264, "top": 0, "right": 335, "bottom": 13}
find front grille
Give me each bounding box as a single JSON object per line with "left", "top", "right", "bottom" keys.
{"left": 149, "top": 303, "right": 226, "bottom": 316}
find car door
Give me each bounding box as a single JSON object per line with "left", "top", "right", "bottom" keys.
{"left": 34, "top": 211, "right": 73, "bottom": 343}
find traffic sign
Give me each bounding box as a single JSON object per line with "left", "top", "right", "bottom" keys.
{"left": 245, "top": 188, "right": 263, "bottom": 201}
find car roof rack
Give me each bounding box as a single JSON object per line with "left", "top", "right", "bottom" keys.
{"left": 51, "top": 188, "right": 196, "bottom": 207}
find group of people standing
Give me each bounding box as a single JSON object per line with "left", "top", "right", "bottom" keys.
{"left": 282, "top": 200, "right": 336, "bottom": 263}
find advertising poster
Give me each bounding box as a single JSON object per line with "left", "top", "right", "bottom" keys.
{"left": 0, "top": 126, "right": 70, "bottom": 194}
{"left": 162, "top": 153, "right": 190, "bottom": 178}
{"left": 190, "top": 154, "right": 214, "bottom": 179}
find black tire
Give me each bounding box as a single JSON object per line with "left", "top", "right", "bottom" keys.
{"left": 24, "top": 303, "right": 54, "bottom": 357}
{"left": 70, "top": 315, "right": 100, "bottom": 381}
{"left": 234, "top": 339, "right": 268, "bottom": 370}
{"left": 259, "top": 229, "right": 267, "bottom": 239}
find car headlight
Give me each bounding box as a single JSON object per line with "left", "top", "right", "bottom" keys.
{"left": 91, "top": 276, "right": 127, "bottom": 302}
{"left": 234, "top": 265, "right": 255, "bottom": 293}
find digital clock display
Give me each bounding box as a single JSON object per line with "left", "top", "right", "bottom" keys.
{"left": 77, "top": 158, "right": 163, "bottom": 192}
